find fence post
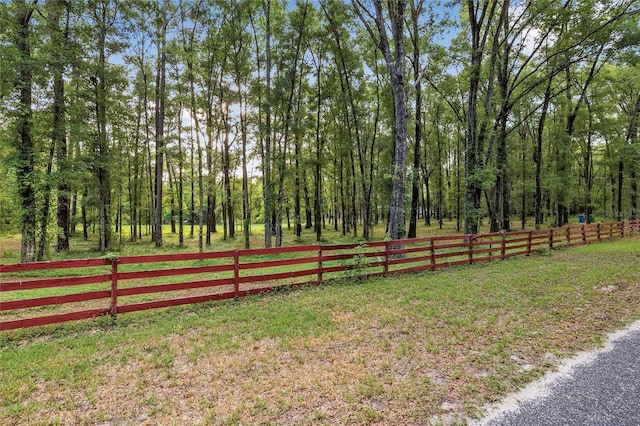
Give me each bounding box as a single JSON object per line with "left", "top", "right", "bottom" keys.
{"left": 430, "top": 238, "right": 436, "bottom": 270}
{"left": 549, "top": 228, "right": 554, "bottom": 250}
{"left": 597, "top": 223, "right": 601, "bottom": 241}
{"left": 581, "top": 225, "right": 586, "bottom": 244}
{"left": 383, "top": 241, "right": 390, "bottom": 276}
{"left": 620, "top": 221, "right": 624, "bottom": 238}
{"left": 110, "top": 260, "right": 118, "bottom": 319}
{"left": 527, "top": 231, "right": 533, "bottom": 255}
{"left": 501, "top": 232, "right": 506, "bottom": 259}
{"left": 566, "top": 226, "right": 571, "bottom": 245}
{"left": 468, "top": 236, "right": 474, "bottom": 264}
{"left": 318, "top": 246, "right": 323, "bottom": 284}
{"left": 233, "top": 250, "right": 240, "bottom": 298}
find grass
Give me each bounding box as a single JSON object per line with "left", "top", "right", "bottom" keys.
{"left": 1, "top": 238, "right": 639, "bottom": 424}
{"left": 1, "top": 222, "right": 374, "bottom": 264}
{"left": 0, "top": 222, "right": 477, "bottom": 316}
{"left": 1, "top": 217, "right": 596, "bottom": 263}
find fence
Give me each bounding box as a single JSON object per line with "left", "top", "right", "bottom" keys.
{"left": 2, "top": 220, "right": 639, "bottom": 331}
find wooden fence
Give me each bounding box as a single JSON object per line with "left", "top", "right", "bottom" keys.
{"left": 2, "top": 220, "right": 639, "bottom": 331}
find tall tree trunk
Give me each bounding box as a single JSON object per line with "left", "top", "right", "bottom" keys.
{"left": 128, "top": 146, "right": 136, "bottom": 242}
{"left": 177, "top": 102, "right": 184, "bottom": 247}
{"left": 625, "top": 92, "right": 640, "bottom": 220}
{"left": 294, "top": 132, "right": 302, "bottom": 238}
{"left": 190, "top": 133, "right": 195, "bottom": 239}
{"left": 388, "top": 13, "right": 409, "bottom": 241}
{"left": 167, "top": 160, "right": 176, "bottom": 233}
{"left": 436, "top": 105, "right": 444, "bottom": 229}
{"left": 71, "top": 191, "right": 77, "bottom": 236}
{"left": 456, "top": 128, "right": 461, "bottom": 231}
{"left": 582, "top": 102, "right": 594, "bottom": 224}
{"left": 154, "top": 0, "right": 168, "bottom": 247}
{"left": 275, "top": 154, "right": 286, "bottom": 247}
{"left": 130, "top": 97, "right": 142, "bottom": 242}
{"left": 48, "top": 0, "right": 70, "bottom": 252}
{"left": 37, "top": 137, "right": 56, "bottom": 260}
{"left": 408, "top": 0, "right": 425, "bottom": 239}
{"left": 520, "top": 128, "right": 527, "bottom": 230}
{"left": 205, "top": 110, "right": 217, "bottom": 244}
{"left": 220, "top": 94, "right": 234, "bottom": 240}
{"left": 188, "top": 49, "right": 204, "bottom": 252}
{"left": 293, "top": 59, "right": 305, "bottom": 240}
{"left": 492, "top": 111, "right": 509, "bottom": 232}
{"left": 14, "top": 1, "right": 37, "bottom": 262}
{"left": 491, "top": 0, "right": 511, "bottom": 233}
{"left": 205, "top": 85, "right": 219, "bottom": 243}
{"left": 198, "top": 147, "right": 204, "bottom": 252}
{"left": 349, "top": 149, "right": 358, "bottom": 237}
{"left": 354, "top": 0, "right": 408, "bottom": 240}
{"left": 313, "top": 46, "right": 323, "bottom": 242}
{"left": 96, "top": 4, "right": 112, "bottom": 252}
{"left": 535, "top": 77, "right": 552, "bottom": 228}
{"left": 422, "top": 130, "right": 431, "bottom": 227}
{"left": 142, "top": 59, "right": 155, "bottom": 239}
{"left": 631, "top": 168, "right": 638, "bottom": 220}
{"left": 333, "top": 176, "right": 339, "bottom": 232}
{"left": 303, "top": 169, "right": 313, "bottom": 229}
{"left": 240, "top": 91, "right": 250, "bottom": 248}
{"left": 262, "top": 0, "right": 273, "bottom": 248}
{"left": 82, "top": 186, "right": 88, "bottom": 240}
{"left": 604, "top": 139, "right": 615, "bottom": 219}
{"left": 617, "top": 160, "right": 624, "bottom": 220}
{"left": 464, "top": 0, "right": 499, "bottom": 234}
{"left": 340, "top": 157, "right": 346, "bottom": 236}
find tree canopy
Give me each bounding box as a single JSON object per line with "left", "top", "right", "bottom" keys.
{"left": 0, "top": 0, "right": 638, "bottom": 261}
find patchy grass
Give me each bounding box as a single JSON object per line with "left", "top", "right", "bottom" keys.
{"left": 1, "top": 238, "right": 639, "bottom": 425}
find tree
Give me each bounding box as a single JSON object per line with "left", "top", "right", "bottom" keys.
{"left": 218, "top": 0, "right": 253, "bottom": 248}
{"left": 88, "top": 0, "right": 124, "bottom": 252}
{"left": 462, "top": 0, "right": 501, "bottom": 235}
{"left": 273, "top": 0, "right": 312, "bottom": 246}
{"left": 353, "top": 0, "right": 408, "bottom": 240}
{"left": 261, "top": 0, "right": 275, "bottom": 247}
{"left": 10, "top": 0, "right": 38, "bottom": 262}
{"left": 153, "top": 0, "right": 169, "bottom": 247}
{"left": 47, "top": 0, "right": 71, "bottom": 252}
{"left": 407, "top": 0, "right": 426, "bottom": 238}
{"left": 308, "top": 28, "right": 325, "bottom": 242}
{"left": 324, "top": 0, "right": 378, "bottom": 240}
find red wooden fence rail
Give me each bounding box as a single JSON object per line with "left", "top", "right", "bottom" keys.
{"left": 2, "top": 220, "right": 639, "bottom": 331}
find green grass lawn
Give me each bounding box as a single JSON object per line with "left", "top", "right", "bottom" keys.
{"left": 1, "top": 238, "right": 639, "bottom": 425}
{"left": 1, "top": 217, "right": 597, "bottom": 263}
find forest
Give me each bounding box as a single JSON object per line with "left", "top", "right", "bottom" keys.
{"left": 0, "top": 0, "right": 638, "bottom": 263}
